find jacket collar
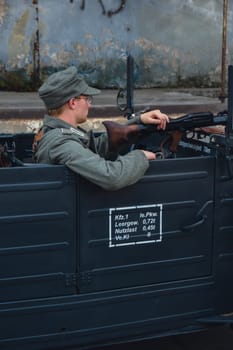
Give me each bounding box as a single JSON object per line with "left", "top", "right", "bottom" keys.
{"left": 43, "top": 114, "right": 87, "bottom": 134}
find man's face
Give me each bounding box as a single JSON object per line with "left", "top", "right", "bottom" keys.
{"left": 74, "top": 95, "right": 92, "bottom": 123}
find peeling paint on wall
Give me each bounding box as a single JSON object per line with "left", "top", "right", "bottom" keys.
{"left": 0, "top": 0, "right": 232, "bottom": 90}
{"left": 8, "top": 9, "right": 30, "bottom": 68}
{"left": 0, "top": 0, "right": 8, "bottom": 26}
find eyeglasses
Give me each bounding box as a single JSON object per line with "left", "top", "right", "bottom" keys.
{"left": 75, "top": 95, "right": 93, "bottom": 104}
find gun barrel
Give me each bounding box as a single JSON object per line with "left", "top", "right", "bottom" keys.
{"left": 165, "top": 112, "right": 228, "bottom": 131}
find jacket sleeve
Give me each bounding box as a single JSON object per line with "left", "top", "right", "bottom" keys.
{"left": 48, "top": 136, "right": 149, "bottom": 191}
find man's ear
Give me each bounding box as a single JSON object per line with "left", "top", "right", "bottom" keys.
{"left": 67, "top": 98, "right": 76, "bottom": 110}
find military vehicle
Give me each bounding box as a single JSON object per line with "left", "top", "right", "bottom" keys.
{"left": 1, "top": 64, "right": 233, "bottom": 350}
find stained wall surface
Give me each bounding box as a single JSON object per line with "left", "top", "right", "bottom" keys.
{"left": 0, "top": 0, "right": 232, "bottom": 90}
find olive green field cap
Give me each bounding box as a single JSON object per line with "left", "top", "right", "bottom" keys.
{"left": 39, "top": 66, "right": 101, "bottom": 109}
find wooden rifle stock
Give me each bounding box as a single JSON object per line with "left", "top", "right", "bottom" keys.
{"left": 103, "top": 111, "right": 228, "bottom": 154}
{"left": 103, "top": 121, "right": 152, "bottom": 154}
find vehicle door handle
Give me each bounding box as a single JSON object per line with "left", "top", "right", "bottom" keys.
{"left": 182, "top": 215, "right": 207, "bottom": 231}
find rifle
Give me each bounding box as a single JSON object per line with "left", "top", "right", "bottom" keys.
{"left": 103, "top": 111, "right": 228, "bottom": 156}
{"left": 114, "top": 55, "right": 229, "bottom": 157}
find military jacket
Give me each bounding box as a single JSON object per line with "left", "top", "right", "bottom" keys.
{"left": 35, "top": 115, "right": 149, "bottom": 190}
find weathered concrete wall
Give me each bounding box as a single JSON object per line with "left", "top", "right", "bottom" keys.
{"left": 0, "top": 0, "right": 233, "bottom": 90}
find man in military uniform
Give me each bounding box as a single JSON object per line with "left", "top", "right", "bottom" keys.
{"left": 35, "top": 66, "right": 169, "bottom": 190}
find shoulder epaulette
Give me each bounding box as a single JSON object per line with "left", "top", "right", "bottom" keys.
{"left": 60, "top": 127, "right": 85, "bottom": 137}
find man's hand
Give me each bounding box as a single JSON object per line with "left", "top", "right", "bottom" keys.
{"left": 140, "top": 109, "right": 169, "bottom": 130}
{"left": 141, "top": 150, "right": 156, "bottom": 160}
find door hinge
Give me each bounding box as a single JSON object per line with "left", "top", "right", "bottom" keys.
{"left": 65, "top": 273, "right": 78, "bottom": 287}
{"left": 65, "top": 272, "right": 92, "bottom": 287}
{"left": 64, "top": 169, "right": 76, "bottom": 184}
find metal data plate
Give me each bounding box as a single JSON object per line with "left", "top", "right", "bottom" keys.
{"left": 108, "top": 204, "right": 162, "bottom": 248}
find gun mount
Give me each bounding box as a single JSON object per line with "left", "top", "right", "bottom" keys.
{"left": 117, "top": 54, "right": 135, "bottom": 118}
{"left": 1, "top": 68, "right": 233, "bottom": 350}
